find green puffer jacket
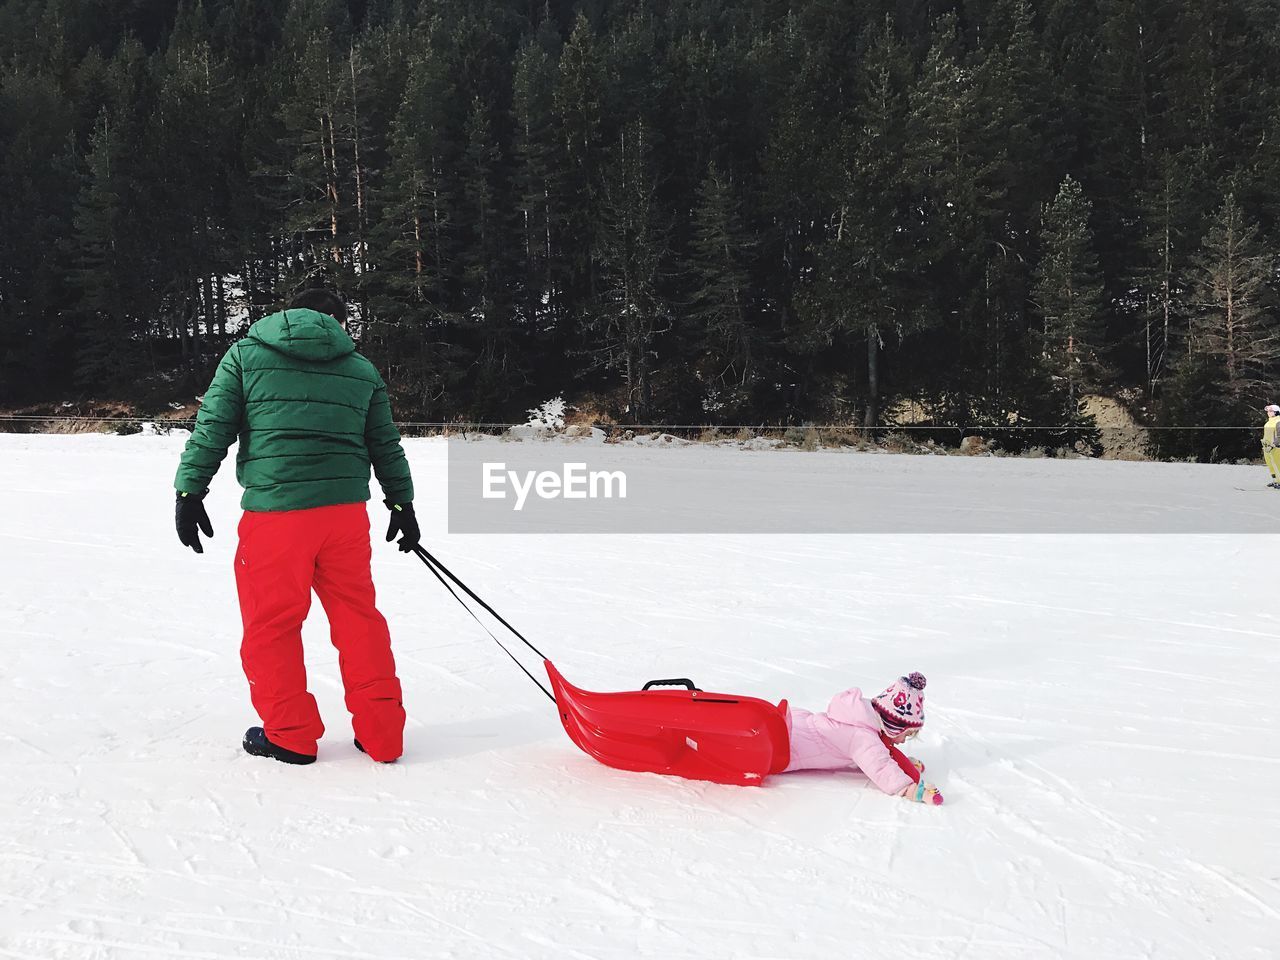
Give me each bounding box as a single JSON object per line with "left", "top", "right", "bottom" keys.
{"left": 174, "top": 308, "right": 414, "bottom": 512}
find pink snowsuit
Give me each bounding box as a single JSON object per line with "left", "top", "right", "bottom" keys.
{"left": 783, "top": 688, "right": 915, "bottom": 796}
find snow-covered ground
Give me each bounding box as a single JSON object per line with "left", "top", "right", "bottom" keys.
{"left": 0, "top": 434, "right": 1276, "bottom": 959}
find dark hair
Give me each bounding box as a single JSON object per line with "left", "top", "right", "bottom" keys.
{"left": 286, "top": 288, "right": 347, "bottom": 324}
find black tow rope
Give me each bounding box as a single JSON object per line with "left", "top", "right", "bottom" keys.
{"left": 411, "top": 546, "right": 556, "bottom": 704}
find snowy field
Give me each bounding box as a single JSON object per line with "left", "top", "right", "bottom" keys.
{"left": 1, "top": 433, "right": 1277, "bottom": 960}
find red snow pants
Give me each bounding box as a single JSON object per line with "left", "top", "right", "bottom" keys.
{"left": 234, "top": 502, "right": 405, "bottom": 761}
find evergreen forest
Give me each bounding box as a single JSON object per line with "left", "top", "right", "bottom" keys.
{"left": 1, "top": 0, "right": 1278, "bottom": 454}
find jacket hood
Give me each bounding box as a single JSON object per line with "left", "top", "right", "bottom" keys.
{"left": 246, "top": 308, "right": 355, "bottom": 362}
{"left": 825, "top": 688, "right": 882, "bottom": 730}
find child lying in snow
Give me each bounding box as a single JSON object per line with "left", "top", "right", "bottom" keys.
{"left": 782, "top": 671, "right": 943, "bottom": 805}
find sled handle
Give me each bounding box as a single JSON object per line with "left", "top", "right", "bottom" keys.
{"left": 642, "top": 678, "right": 701, "bottom": 691}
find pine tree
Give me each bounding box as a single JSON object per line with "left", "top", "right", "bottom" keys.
{"left": 1133, "top": 149, "right": 1202, "bottom": 394}
{"left": 512, "top": 35, "right": 562, "bottom": 329}
{"left": 761, "top": 14, "right": 835, "bottom": 343}
{"left": 262, "top": 0, "right": 356, "bottom": 290}
{"left": 1078, "top": 0, "right": 1173, "bottom": 302}
{"left": 904, "top": 15, "right": 1013, "bottom": 425}
{"left": 153, "top": 1, "right": 236, "bottom": 362}
{"left": 67, "top": 39, "right": 159, "bottom": 390}
{"left": 372, "top": 44, "right": 456, "bottom": 313}
{"left": 458, "top": 96, "right": 504, "bottom": 320}
{"left": 363, "top": 39, "right": 464, "bottom": 418}
{"left": 343, "top": 38, "right": 378, "bottom": 318}
{"left": 687, "top": 161, "right": 756, "bottom": 415}
{"left": 966, "top": 0, "right": 1058, "bottom": 420}
{"left": 554, "top": 13, "right": 606, "bottom": 307}
{"left": 593, "top": 120, "right": 668, "bottom": 422}
{"left": 1033, "top": 175, "right": 1108, "bottom": 412}
{"left": 1186, "top": 194, "right": 1276, "bottom": 406}
{"left": 457, "top": 94, "right": 522, "bottom": 414}
{"left": 795, "top": 16, "right": 915, "bottom": 429}
{"left": 0, "top": 70, "right": 77, "bottom": 400}
{"left": 70, "top": 110, "right": 148, "bottom": 389}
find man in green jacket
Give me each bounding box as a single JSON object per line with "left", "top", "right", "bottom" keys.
{"left": 174, "top": 289, "right": 418, "bottom": 765}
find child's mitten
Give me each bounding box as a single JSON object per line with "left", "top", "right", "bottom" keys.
{"left": 900, "top": 780, "right": 944, "bottom": 805}
{"left": 908, "top": 757, "right": 925, "bottom": 777}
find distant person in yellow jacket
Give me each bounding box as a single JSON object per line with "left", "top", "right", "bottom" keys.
{"left": 1264, "top": 404, "right": 1280, "bottom": 488}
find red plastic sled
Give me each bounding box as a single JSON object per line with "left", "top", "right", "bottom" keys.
{"left": 545, "top": 660, "right": 791, "bottom": 786}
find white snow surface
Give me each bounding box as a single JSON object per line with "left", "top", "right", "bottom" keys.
{"left": 0, "top": 434, "right": 1276, "bottom": 959}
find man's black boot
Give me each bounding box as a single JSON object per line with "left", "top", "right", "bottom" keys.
{"left": 242, "top": 726, "right": 316, "bottom": 765}
{"left": 354, "top": 738, "right": 397, "bottom": 764}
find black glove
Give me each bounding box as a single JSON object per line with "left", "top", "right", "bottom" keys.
{"left": 176, "top": 491, "right": 213, "bottom": 554}
{"left": 384, "top": 500, "right": 420, "bottom": 553}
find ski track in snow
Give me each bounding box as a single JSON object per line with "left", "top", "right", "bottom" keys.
{"left": 0, "top": 434, "right": 1276, "bottom": 959}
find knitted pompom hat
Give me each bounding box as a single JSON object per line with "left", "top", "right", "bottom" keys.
{"left": 871, "top": 672, "right": 927, "bottom": 730}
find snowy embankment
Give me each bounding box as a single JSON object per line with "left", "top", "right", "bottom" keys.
{"left": 0, "top": 434, "right": 1275, "bottom": 959}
